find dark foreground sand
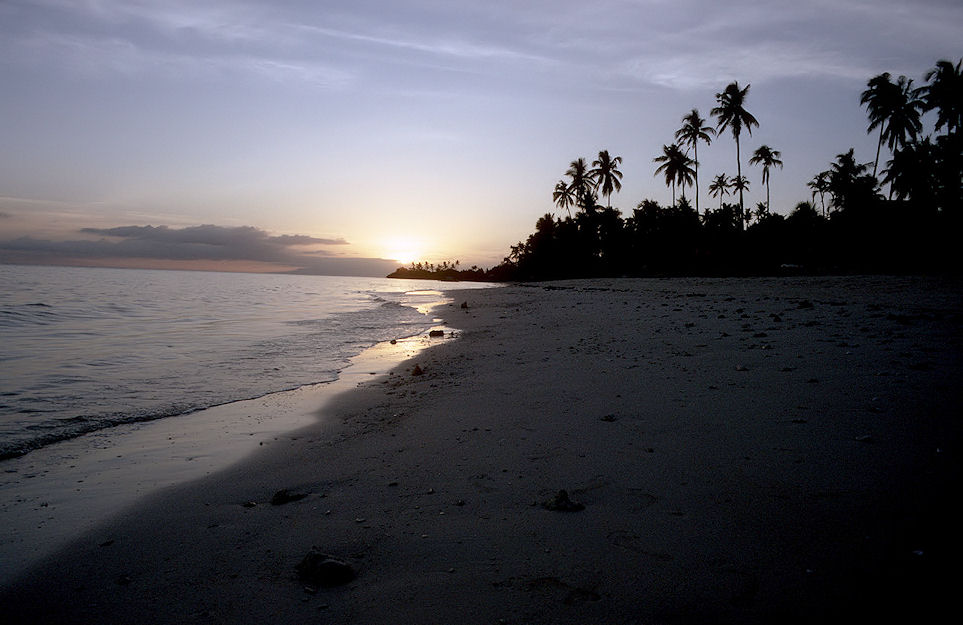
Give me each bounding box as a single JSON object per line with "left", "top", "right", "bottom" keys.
{"left": 3, "top": 276, "right": 961, "bottom": 624}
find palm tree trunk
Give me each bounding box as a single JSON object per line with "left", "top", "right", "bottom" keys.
{"left": 873, "top": 126, "right": 884, "bottom": 178}
{"left": 766, "top": 181, "right": 770, "bottom": 212}
{"left": 736, "top": 137, "right": 744, "bottom": 230}
{"left": 694, "top": 144, "right": 700, "bottom": 216}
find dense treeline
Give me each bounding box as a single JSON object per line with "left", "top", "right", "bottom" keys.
{"left": 391, "top": 58, "right": 961, "bottom": 282}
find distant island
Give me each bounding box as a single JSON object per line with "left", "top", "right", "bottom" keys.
{"left": 391, "top": 58, "right": 962, "bottom": 281}
{"left": 387, "top": 261, "right": 501, "bottom": 282}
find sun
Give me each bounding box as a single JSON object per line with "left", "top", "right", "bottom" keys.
{"left": 383, "top": 236, "right": 424, "bottom": 265}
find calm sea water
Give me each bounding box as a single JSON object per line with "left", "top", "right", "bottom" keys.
{"left": 0, "top": 265, "right": 486, "bottom": 460}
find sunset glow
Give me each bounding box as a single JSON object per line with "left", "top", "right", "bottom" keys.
{"left": 382, "top": 236, "right": 425, "bottom": 266}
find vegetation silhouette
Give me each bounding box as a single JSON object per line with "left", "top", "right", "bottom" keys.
{"left": 712, "top": 81, "right": 759, "bottom": 229}
{"left": 675, "top": 109, "right": 715, "bottom": 215}
{"left": 390, "top": 58, "right": 962, "bottom": 282}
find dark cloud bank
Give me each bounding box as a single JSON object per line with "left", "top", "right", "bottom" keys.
{"left": 0, "top": 224, "right": 399, "bottom": 277}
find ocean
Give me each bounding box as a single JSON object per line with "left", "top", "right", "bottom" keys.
{"left": 0, "top": 264, "right": 488, "bottom": 460}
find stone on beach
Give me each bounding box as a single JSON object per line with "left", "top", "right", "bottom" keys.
{"left": 270, "top": 489, "right": 308, "bottom": 505}
{"left": 296, "top": 551, "right": 356, "bottom": 587}
{"left": 542, "top": 489, "right": 585, "bottom": 512}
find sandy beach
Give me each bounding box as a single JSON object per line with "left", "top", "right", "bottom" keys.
{"left": 2, "top": 276, "right": 961, "bottom": 624}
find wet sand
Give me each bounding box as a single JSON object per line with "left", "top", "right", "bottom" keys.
{"left": 2, "top": 276, "right": 961, "bottom": 624}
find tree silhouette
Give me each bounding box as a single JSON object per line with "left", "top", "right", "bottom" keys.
{"left": 565, "top": 158, "right": 596, "bottom": 209}
{"left": 884, "top": 76, "right": 924, "bottom": 156}
{"left": 590, "top": 150, "right": 624, "bottom": 208}
{"left": 460, "top": 56, "right": 963, "bottom": 283}
{"left": 861, "top": 72, "right": 898, "bottom": 177}
{"left": 708, "top": 173, "right": 731, "bottom": 210}
{"left": 808, "top": 171, "right": 831, "bottom": 216}
{"left": 921, "top": 58, "right": 963, "bottom": 135}
{"left": 861, "top": 74, "right": 924, "bottom": 181}
{"left": 653, "top": 143, "right": 695, "bottom": 206}
{"left": 883, "top": 137, "right": 937, "bottom": 206}
{"left": 674, "top": 109, "right": 715, "bottom": 215}
{"left": 749, "top": 145, "right": 783, "bottom": 212}
{"left": 827, "top": 149, "right": 877, "bottom": 212}
{"left": 553, "top": 180, "right": 576, "bottom": 217}
{"left": 729, "top": 175, "right": 751, "bottom": 226}
{"left": 712, "top": 82, "right": 759, "bottom": 230}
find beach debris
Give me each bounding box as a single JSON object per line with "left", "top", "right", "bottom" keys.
{"left": 428, "top": 329, "right": 445, "bottom": 337}
{"left": 460, "top": 301, "right": 469, "bottom": 309}
{"left": 271, "top": 489, "right": 308, "bottom": 506}
{"left": 411, "top": 364, "right": 424, "bottom": 376}
{"left": 600, "top": 414, "right": 618, "bottom": 422}
{"left": 241, "top": 501, "right": 257, "bottom": 508}
{"left": 542, "top": 489, "right": 585, "bottom": 512}
{"left": 296, "top": 550, "right": 356, "bottom": 587}
{"left": 854, "top": 434, "right": 874, "bottom": 443}
{"left": 390, "top": 339, "right": 397, "bottom": 344}
{"left": 735, "top": 364, "right": 749, "bottom": 371}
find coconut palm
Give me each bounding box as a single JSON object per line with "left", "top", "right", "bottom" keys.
{"left": 861, "top": 73, "right": 924, "bottom": 180}
{"left": 808, "top": 171, "right": 831, "bottom": 216}
{"left": 861, "top": 72, "right": 898, "bottom": 177}
{"left": 590, "top": 150, "right": 624, "bottom": 208}
{"left": 828, "top": 148, "right": 876, "bottom": 211}
{"left": 565, "top": 158, "right": 596, "bottom": 209}
{"left": 653, "top": 143, "right": 695, "bottom": 206}
{"left": 708, "top": 173, "right": 731, "bottom": 210}
{"left": 729, "top": 175, "right": 751, "bottom": 226}
{"left": 921, "top": 58, "right": 963, "bottom": 135}
{"left": 748, "top": 145, "right": 783, "bottom": 212}
{"left": 884, "top": 76, "right": 924, "bottom": 152}
{"left": 711, "top": 81, "right": 759, "bottom": 229}
{"left": 552, "top": 180, "right": 575, "bottom": 217}
{"left": 674, "top": 109, "right": 715, "bottom": 215}
{"left": 882, "top": 138, "right": 937, "bottom": 204}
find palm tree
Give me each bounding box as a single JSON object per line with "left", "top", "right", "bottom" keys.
{"left": 708, "top": 173, "right": 731, "bottom": 210}
{"left": 808, "top": 171, "right": 830, "bottom": 216}
{"left": 882, "top": 138, "right": 937, "bottom": 205}
{"left": 921, "top": 58, "right": 963, "bottom": 136}
{"left": 711, "top": 81, "right": 759, "bottom": 230}
{"left": 883, "top": 76, "right": 924, "bottom": 153}
{"left": 729, "top": 175, "right": 751, "bottom": 228}
{"left": 565, "top": 158, "right": 596, "bottom": 210}
{"left": 674, "top": 109, "right": 715, "bottom": 215}
{"left": 748, "top": 145, "right": 783, "bottom": 212}
{"left": 653, "top": 143, "right": 695, "bottom": 206}
{"left": 828, "top": 148, "right": 875, "bottom": 211}
{"left": 552, "top": 180, "right": 575, "bottom": 217}
{"left": 590, "top": 150, "right": 624, "bottom": 208}
{"left": 861, "top": 73, "right": 924, "bottom": 180}
{"left": 861, "top": 72, "right": 897, "bottom": 177}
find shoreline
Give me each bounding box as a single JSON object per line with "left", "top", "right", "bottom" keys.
{"left": 3, "top": 276, "right": 962, "bottom": 623}
{"left": 0, "top": 325, "right": 457, "bottom": 586}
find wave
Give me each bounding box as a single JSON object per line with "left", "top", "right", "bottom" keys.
{"left": 0, "top": 293, "right": 444, "bottom": 461}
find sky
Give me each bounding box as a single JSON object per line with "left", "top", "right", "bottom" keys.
{"left": 1, "top": 0, "right": 960, "bottom": 275}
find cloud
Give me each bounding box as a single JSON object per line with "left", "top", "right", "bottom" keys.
{"left": 0, "top": 224, "right": 396, "bottom": 276}
{"left": 620, "top": 42, "right": 874, "bottom": 91}
{"left": 79, "top": 224, "right": 347, "bottom": 248}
